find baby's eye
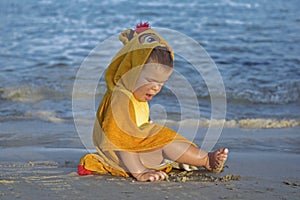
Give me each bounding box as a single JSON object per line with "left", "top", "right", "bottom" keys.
{"left": 139, "top": 33, "right": 160, "bottom": 44}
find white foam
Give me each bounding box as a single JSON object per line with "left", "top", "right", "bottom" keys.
{"left": 1, "top": 85, "right": 64, "bottom": 103}
{"left": 155, "top": 118, "right": 300, "bottom": 128}
{"left": 25, "top": 110, "right": 65, "bottom": 123}
{"left": 225, "top": 19, "right": 246, "bottom": 25}
{"left": 222, "top": 0, "right": 253, "bottom": 8}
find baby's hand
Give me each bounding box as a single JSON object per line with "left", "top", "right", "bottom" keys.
{"left": 135, "top": 170, "right": 168, "bottom": 182}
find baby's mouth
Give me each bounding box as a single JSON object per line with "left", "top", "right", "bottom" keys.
{"left": 145, "top": 93, "right": 154, "bottom": 100}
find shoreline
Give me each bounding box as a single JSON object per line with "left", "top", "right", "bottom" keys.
{"left": 0, "top": 150, "right": 299, "bottom": 200}
{"left": 0, "top": 121, "right": 299, "bottom": 199}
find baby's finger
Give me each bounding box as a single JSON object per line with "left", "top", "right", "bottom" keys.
{"left": 149, "top": 176, "right": 155, "bottom": 182}
{"left": 160, "top": 171, "right": 167, "bottom": 180}
{"left": 156, "top": 171, "right": 167, "bottom": 181}
{"left": 153, "top": 173, "right": 160, "bottom": 181}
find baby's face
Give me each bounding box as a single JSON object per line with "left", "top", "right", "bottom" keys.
{"left": 133, "top": 64, "right": 173, "bottom": 102}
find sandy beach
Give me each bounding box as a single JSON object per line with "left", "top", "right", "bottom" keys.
{"left": 1, "top": 121, "right": 299, "bottom": 200}
{"left": 1, "top": 0, "right": 300, "bottom": 199}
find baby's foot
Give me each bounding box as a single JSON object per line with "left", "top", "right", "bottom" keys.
{"left": 206, "top": 148, "right": 228, "bottom": 174}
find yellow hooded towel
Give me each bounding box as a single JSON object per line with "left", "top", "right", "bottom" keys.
{"left": 78, "top": 22, "right": 194, "bottom": 177}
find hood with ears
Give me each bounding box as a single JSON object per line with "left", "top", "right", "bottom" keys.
{"left": 105, "top": 22, "right": 174, "bottom": 93}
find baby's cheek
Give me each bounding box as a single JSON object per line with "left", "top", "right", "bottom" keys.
{"left": 157, "top": 86, "right": 163, "bottom": 92}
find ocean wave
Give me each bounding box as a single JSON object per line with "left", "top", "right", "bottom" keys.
{"left": 154, "top": 118, "right": 300, "bottom": 128}
{"left": 25, "top": 110, "right": 66, "bottom": 123}
{"left": 228, "top": 81, "right": 300, "bottom": 104}
{"left": 214, "top": 0, "right": 258, "bottom": 9}
{"left": 0, "top": 85, "right": 67, "bottom": 103}
{"left": 225, "top": 19, "right": 247, "bottom": 25}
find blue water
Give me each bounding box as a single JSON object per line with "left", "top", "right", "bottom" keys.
{"left": 1, "top": 0, "right": 300, "bottom": 125}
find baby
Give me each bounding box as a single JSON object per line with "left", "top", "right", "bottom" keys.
{"left": 78, "top": 22, "right": 228, "bottom": 182}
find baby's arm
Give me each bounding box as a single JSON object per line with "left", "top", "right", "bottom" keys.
{"left": 117, "top": 151, "right": 167, "bottom": 182}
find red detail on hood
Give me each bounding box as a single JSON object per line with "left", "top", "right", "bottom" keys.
{"left": 135, "top": 22, "right": 150, "bottom": 34}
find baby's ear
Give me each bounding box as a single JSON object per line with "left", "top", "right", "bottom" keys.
{"left": 119, "top": 29, "right": 136, "bottom": 45}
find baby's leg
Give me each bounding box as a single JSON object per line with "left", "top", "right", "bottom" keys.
{"left": 139, "top": 148, "right": 164, "bottom": 169}
{"left": 162, "top": 142, "right": 228, "bottom": 173}
{"left": 117, "top": 151, "right": 167, "bottom": 182}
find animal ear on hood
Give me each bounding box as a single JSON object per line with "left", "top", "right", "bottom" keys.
{"left": 119, "top": 22, "right": 151, "bottom": 45}
{"left": 119, "top": 29, "right": 136, "bottom": 45}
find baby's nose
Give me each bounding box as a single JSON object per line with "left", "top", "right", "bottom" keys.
{"left": 152, "top": 83, "right": 162, "bottom": 91}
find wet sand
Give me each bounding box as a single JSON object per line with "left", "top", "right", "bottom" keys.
{"left": 0, "top": 121, "right": 299, "bottom": 199}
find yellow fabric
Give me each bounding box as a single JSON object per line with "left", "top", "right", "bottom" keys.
{"left": 79, "top": 153, "right": 129, "bottom": 177}
{"left": 79, "top": 153, "right": 173, "bottom": 177}
{"left": 121, "top": 88, "right": 150, "bottom": 127}
{"left": 79, "top": 27, "right": 194, "bottom": 177}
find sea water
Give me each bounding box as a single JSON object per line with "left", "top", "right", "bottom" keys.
{"left": 1, "top": 0, "right": 299, "bottom": 129}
